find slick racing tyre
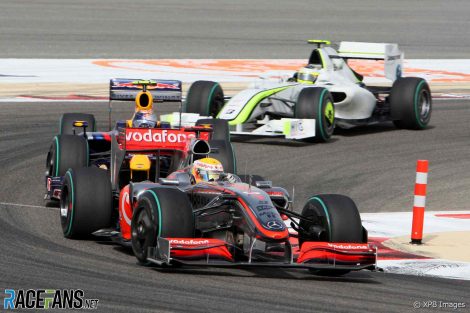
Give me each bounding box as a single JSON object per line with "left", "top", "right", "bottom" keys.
{"left": 390, "top": 77, "right": 432, "bottom": 130}
{"left": 295, "top": 87, "right": 335, "bottom": 142}
{"left": 46, "top": 135, "right": 88, "bottom": 178}
{"left": 185, "top": 81, "right": 225, "bottom": 117}
{"left": 131, "top": 188, "right": 195, "bottom": 264}
{"left": 299, "top": 194, "right": 365, "bottom": 276}
{"left": 60, "top": 113, "right": 96, "bottom": 135}
{"left": 196, "top": 118, "right": 230, "bottom": 141}
{"left": 60, "top": 167, "right": 112, "bottom": 239}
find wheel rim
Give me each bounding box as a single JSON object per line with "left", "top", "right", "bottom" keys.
{"left": 132, "top": 207, "right": 155, "bottom": 259}
{"left": 324, "top": 101, "right": 335, "bottom": 127}
{"left": 60, "top": 186, "right": 70, "bottom": 230}
{"left": 418, "top": 89, "right": 431, "bottom": 122}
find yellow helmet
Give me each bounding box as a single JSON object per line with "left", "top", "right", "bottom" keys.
{"left": 191, "top": 158, "right": 224, "bottom": 183}
{"left": 297, "top": 65, "right": 321, "bottom": 84}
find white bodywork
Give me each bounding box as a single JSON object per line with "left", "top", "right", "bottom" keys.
{"left": 160, "top": 112, "right": 316, "bottom": 140}
{"left": 217, "top": 41, "right": 403, "bottom": 131}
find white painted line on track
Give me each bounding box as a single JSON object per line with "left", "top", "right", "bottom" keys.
{"left": 0, "top": 202, "right": 58, "bottom": 210}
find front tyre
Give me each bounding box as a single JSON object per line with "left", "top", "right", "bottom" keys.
{"left": 299, "top": 194, "right": 365, "bottom": 276}
{"left": 131, "top": 188, "right": 195, "bottom": 263}
{"left": 60, "top": 167, "right": 112, "bottom": 239}
{"left": 390, "top": 77, "right": 432, "bottom": 129}
{"left": 295, "top": 87, "right": 335, "bottom": 142}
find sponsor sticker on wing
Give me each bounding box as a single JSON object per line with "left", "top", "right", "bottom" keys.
{"left": 125, "top": 128, "right": 195, "bottom": 150}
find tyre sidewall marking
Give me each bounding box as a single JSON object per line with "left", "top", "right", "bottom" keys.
{"left": 146, "top": 190, "right": 162, "bottom": 238}
{"left": 308, "top": 196, "right": 332, "bottom": 241}
{"left": 414, "top": 80, "right": 427, "bottom": 128}
{"left": 64, "top": 171, "right": 75, "bottom": 237}
{"left": 54, "top": 136, "right": 60, "bottom": 176}
{"left": 317, "top": 89, "right": 329, "bottom": 140}
{"left": 207, "top": 83, "right": 220, "bottom": 116}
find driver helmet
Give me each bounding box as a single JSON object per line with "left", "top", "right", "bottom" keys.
{"left": 191, "top": 157, "right": 224, "bottom": 183}
{"left": 132, "top": 111, "right": 158, "bottom": 128}
{"left": 297, "top": 65, "right": 321, "bottom": 84}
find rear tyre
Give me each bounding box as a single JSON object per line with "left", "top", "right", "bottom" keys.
{"left": 390, "top": 77, "right": 432, "bottom": 129}
{"left": 131, "top": 188, "right": 195, "bottom": 263}
{"left": 46, "top": 135, "right": 88, "bottom": 178}
{"left": 196, "top": 118, "right": 230, "bottom": 141}
{"left": 60, "top": 167, "right": 112, "bottom": 239}
{"left": 298, "top": 194, "right": 365, "bottom": 276}
{"left": 185, "top": 81, "right": 225, "bottom": 117}
{"left": 60, "top": 113, "right": 96, "bottom": 135}
{"left": 295, "top": 87, "right": 335, "bottom": 142}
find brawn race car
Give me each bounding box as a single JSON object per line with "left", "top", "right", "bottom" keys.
{"left": 183, "top": 40, "right": 432, "bottom": 142}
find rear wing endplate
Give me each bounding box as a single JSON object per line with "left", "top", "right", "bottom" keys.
{"left": 338, "top": 41, "right": 404, "bottom": 81}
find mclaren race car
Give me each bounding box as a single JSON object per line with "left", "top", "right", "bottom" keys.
{"left": 183, "top": 40, "right": 432, "bottom": 142}
{"left": 63, "top": 157, "right": 377, "bottom": 275}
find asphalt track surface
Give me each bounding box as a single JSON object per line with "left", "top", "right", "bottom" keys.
{"left": 1, "top": 1, "right": 470, "bottom": 311}
{"left": 1, "top": 0, "right": 470, "bottom": 59}
{"left": 1, "top": 100, "right": 470, "bottom": 312}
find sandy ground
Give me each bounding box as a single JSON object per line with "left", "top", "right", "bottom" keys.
{"left": 384, "top": 231, "right": 470, "bottom": 262}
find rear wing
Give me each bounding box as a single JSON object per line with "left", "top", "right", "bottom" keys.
{"left": 338, "top": 41, "right": 403, "bottom": 81}
{"left": 109, "top": 78, "right": 182, "bottom": 102}
{"left": 107, "top": 78, "right": 183, "bottom": 130}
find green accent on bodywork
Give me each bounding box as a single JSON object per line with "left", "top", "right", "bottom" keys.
{"left": 308, "top": 196, "right": 332, "bottom": 241}
{"left": 159, "top": 114, "right": 174, "bottom": 124}
{"left": 54, "top": 136, "right": 59, "bottom": 176}
{"left": 132, "top": 80, "right": 156, "bottom": 85}
{"left": 64, "top": 171, "right": 74, "bottom": 237}
{"left": 318, "top": 49, "right": 327, "bottom": 69}
{"left": 317, "top": 89, "right": 329, "bottom": 140}
{"left": 228, "top": 86, "right": 290, "bottom": 125}
{"left": 324, "top": 101, "right": 335, "bottom": 125}
{"left": 308, "top": 39, "right": 331, "bottom": 45}
{"left": 146, "top": 190, "right": 162, "bottom": 237}
{"left": 283, "top": 120, "right": 291, "bottom": 136}
{"left": 414, "top": 80, "right": 426, "bottom": 128}
{"left": 206, "top": 83, "right": 220, "bottom": 116}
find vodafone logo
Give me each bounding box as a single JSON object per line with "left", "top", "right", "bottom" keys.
{"left": 327, "top": 243, "right": 369, "bottom": 250}
{"left": 126, "top": 129, "right": 195, "bottom": 143}
{"left": 170, "top": 239, "right": 210, "bottom": 245}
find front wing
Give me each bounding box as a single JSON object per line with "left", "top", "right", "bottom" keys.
{"left": 146, "top": 237, "right": 377, "bottom": 272}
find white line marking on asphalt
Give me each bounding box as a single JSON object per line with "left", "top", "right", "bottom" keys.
{"left": 0, "top": 202, "right": 58, "bottom": 210}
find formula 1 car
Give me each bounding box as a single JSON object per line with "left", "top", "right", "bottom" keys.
{"left": 45, "top": 79, "right": 236, "bottom": 234}
{"left": 183, "top": 40, "right": 432, "bottom": 142}
{"left": 64, "top": 161, "right": 377, "bottom": 275}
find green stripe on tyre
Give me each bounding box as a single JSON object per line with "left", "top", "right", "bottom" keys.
{"left": 414, "top": 80, "right": 426, "bottom": 128}
{"left": 317, "top": 89, "right": 329, "bottom": 141}
{"left": 146, "top": 190, "right": 162, "bottom": 237}
{"left": 206, "top": 83, "right": 220, "bottom": 116}
{"left": 308, "top": 196, "right": 332, "bottom": 241}
{"left": 64, "top": 171, "right": 75, "bottom": 237}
